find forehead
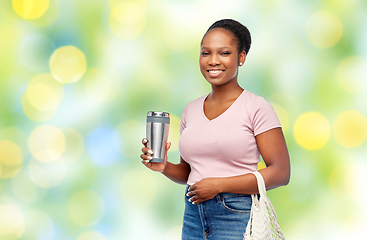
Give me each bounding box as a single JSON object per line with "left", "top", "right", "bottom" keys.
{"left": 201, "top": 28, "right": 237, "bottom": 48}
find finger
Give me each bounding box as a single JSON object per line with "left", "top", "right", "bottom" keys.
{"left": 186, "top": 189, "right": 196, "bottom": 197}
{"left": 142, "top": 147, "right": 154, "bottom": 155}
{"left": 142, "top": 138, "right": 148, "bottom": 147}
{"left": 140, "top": 153, "right": 153, "bottom": 162}
{"left": 189, "top": 196, "right": 199, "bottom": 205}
{"left": 188, "top": 184, "right": 195, "bottom": 192}
{"left": 166, "top": 142, "right": 171, "bottom": 150}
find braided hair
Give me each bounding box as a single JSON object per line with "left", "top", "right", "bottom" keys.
{"left": 204, "top": 19, "right": 252, "bottom": 55}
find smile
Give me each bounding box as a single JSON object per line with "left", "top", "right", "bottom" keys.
{"left": 207, "top": 69, "right": 225, "bottom": 77}
{"left": 207, "top": 69, "right": 224, "bottom": 78}
{"left": 208, "top": 70, "right": 224, "bottom": 74}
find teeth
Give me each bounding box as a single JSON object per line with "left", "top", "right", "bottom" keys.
{"left": 209, "top": 70, "right": 223, "bottom": 74}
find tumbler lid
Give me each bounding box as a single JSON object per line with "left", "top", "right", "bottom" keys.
{"left": 147, "top": 111, "right": 170, "bottom": 118}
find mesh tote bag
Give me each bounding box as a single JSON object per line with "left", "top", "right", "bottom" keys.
{"left": 243, "top": 171, "right": 286, "bottom": 240}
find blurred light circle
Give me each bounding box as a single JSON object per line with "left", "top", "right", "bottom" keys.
{"left": 167, "top": 114, "right": 180, "bottom": 152}
{"left": 293, "top": 112, "right": 330, "bottom": 150}
{"left": 22, "top": 73, "right": 64, "bottom": 121}
{"left": 22, "top": 210, "right": 54, "bottom": 240}
{"left": 270, "top": 103, "right": 289, "bottom": 131}
{"left": 0, "top": 140, "right": 23, "bottom": 165}
{"left": 120, "top": 169, "right": 157, "bottom": 207}
{"left": 0, "top": 127, "right": 29, "bottom": 156}
{"left": 61, "top": 128, "right": 84, "bottom": 163}
{"left": 329, "top": 164, "right": 356, "bottom": 200}
{"left": 87, "top": 128, "right": 119, "bottom": 166}
{"left": 68, "top": 190, "right": 105, "bottom": 227}
{"left": 0, "top": 165, "right": 22, "bottom": 179}
{"left": 27, "top": 0, "right": 60, "bottom": 27}
{"left": 77, "top": 231, "right": 108, "bottom": 240}
{"left": 49, "top": 46, "right": 87, "bottom": 83}
{"left": 333, "top": 110, "right": 367, "bottom": 148}
{"left": 21, "top": 94, "right": 57, "bottom": 122}
{"left": 12, "top": 171, "right": 46, "bottom": 202}
{"left": 18, "top": 33, "right": 55, "bottom": 72}
{"left": 28, "top": 125, "right": 66, "bottom": 162}
{"left": 0, "top": 204, "right": 24, "bottom": 238}
{"left": 306, "top": 11, "right": 343, "bottom": 48}
{"left": 0, "top": 141, "right": 23, "bottom": 179}
{"left": 28, "top": 159, "right": 66, "bottom": 188}
{"left": 27, "top": 83, "right": 59, "bottom": 111}
{"left": 12, "top": 0, "right": 50, "bottom": 20}
{"left": 113, "top": 120, "right": 145, "bottom": 158}
{"left": 336, "top": 56, "right": 367, "bottom": 93}
{"left": 109, "top": 2, "right": 146, "bottom": 39}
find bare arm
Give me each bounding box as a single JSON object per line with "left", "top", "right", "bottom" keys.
{"left": 140, "top": 138, "right": 191, "bottom": 185}
{"left": 162, "top": 157, "right": 191, "bottom": 185}
{"left": 187, "top": 127, "right": 290, "bottom": 204}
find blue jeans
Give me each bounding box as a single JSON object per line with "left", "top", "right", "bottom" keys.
{"left": 182, "top": 186, "right": 252, "bottom": 240}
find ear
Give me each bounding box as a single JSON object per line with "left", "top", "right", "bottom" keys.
{"left": 239, "top": 51, "right": 246, "bottom": 66}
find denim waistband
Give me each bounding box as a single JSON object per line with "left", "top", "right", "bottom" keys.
{"left": 185, "top": 185, "right": 252, "bottom": 202}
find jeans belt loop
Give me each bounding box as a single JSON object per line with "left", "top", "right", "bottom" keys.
{"left": 216, "top": 194, "right": 222, "bottom": 203}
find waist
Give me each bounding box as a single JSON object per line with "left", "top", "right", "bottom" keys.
{"left": 185, "top": 185, "right": 252, "bottom": 202}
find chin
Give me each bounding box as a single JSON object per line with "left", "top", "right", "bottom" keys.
{"left": 206, "top": 80, "right": 230, "bottom": 86}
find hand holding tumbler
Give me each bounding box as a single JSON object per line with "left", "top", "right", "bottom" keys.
{"left": 146, "top": 111, "right": 170, "bottom": 163}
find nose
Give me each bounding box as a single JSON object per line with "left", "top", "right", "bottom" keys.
{"left": 208, "top": 54, "right": 220, "bottom": 66}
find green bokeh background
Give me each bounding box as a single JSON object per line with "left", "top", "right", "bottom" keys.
{"left": 0, "top": 0, "right": 367, "bottom": 239}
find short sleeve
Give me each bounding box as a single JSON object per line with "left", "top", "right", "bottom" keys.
{"left": 180, "top": 102, "right": 190, "bottom": 135}
{"left": 250, "top": 96, "right": 281, "bottom": 136}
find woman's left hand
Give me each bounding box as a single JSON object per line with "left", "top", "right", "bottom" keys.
{"left": 187, "top": 178, "right": 220, "bottom": 204}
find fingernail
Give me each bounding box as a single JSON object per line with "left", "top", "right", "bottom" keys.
{"left": 191, "top": 201, "right": 195, "bottom": 205}
{"left": 148, "top": 149, "right": 153, "bottom": 155}
{"left": 147, "top": 156, "right": 153, "bottom": 160}
{"left": 143, "top": 138, "right": 148, "bottom": 143}
{"left": 186, "top": 193, "right": 189, "bottom": 197}
{"left": 188, "top": 198, "right": 192, "bottom": 202}
{"left": 143, "top": 160, "right": 150, "bottom": 163}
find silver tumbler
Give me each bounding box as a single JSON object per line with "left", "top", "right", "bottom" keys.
{"left": 146, "top": 111, "right": 170, "bottom": 163}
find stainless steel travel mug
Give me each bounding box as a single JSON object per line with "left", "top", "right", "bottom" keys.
{"left": 146, "top": 111, "right": 170, "bottom": 163}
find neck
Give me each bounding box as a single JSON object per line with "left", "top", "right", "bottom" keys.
{"left": 209, "top": 81, "right": 243, "bottom": 102}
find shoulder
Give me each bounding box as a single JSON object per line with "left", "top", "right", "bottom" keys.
{"left": 181, "top": 94, "right": 207, "bottom": 118}
{"left": 242, "top": 90, "right": 271, "bottom": 111}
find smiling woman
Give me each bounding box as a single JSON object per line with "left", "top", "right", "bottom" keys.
{"left": 199, "top": 28, "right": 245, "bottom": 87}
{"left": 140, "top": 19, "right": 290, "bottom": 239}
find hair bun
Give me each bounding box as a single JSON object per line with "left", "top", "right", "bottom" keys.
{"left": 205, "top": 19, "right": 251, "bottom": 55}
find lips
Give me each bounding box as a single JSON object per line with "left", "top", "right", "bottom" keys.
{"left": 207, "top": 69, "right": 224, "bottom": 77}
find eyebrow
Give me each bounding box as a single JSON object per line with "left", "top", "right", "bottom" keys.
{"left": 201, "top": 46, "right": 231, "bottom": 50}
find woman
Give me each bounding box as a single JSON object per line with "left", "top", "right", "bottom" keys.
{"left": 140, "top": 19, "right": 290, "bottom": 239}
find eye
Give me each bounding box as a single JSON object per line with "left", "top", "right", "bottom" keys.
{"left": 201, "top": 52, "right": 209, "bottom": 56}
{"left": 221, "top": 52, "right": 231, "bottom": 56}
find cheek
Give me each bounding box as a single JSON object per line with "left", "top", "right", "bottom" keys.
{"left": 226, "top": 58, "right": 238, "bottom": 70}
{"left": 199, "top": 58, "right": 206, "bottom": 72}
{"left": 225, "top": 59, "right": 239, "bottom": 77}
{"left": 199, "top": 57, "right": 205, "bottom": 67}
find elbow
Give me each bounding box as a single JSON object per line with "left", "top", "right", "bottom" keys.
{"left": 280, "top": 157, "right": 291, "bottom": 186}
{"left": 282, "top": 168, "right": 291, "bottom": 186}
{"left": 283, "top": 174, "right": 290, "bottom": 186}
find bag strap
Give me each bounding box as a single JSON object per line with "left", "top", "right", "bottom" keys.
{"left": 251, "top": 171, "right": 267, "bottom": 197}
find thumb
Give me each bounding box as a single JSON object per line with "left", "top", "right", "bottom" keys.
{"left": 166, "top": 142, "right": 171, "bottom": 150}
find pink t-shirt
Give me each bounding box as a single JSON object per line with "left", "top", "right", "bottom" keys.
{"left": 179, "top": 90, "right": 281, "bottom": 185}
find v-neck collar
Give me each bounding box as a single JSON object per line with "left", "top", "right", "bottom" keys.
{"left": 202, "top": 90, "right": 246, "bottom": 122}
